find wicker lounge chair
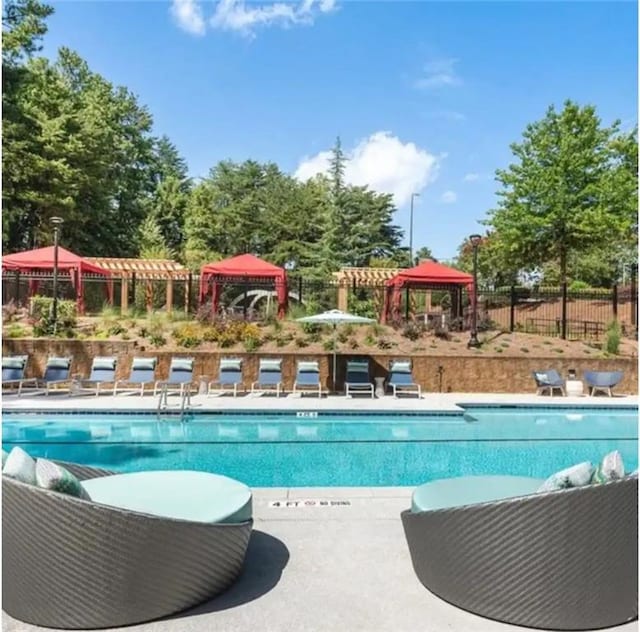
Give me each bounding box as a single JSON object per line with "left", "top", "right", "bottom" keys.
{"left": 584, "top": 370, "right": 624, "bottom": 397}
{"left": 345, "top": 360, "right": 374, "bottom": 398}
{"left": 2, "top": 461, "right": 253, "bottom": 629}
{"left": 293, "top": 360, "right": 323, "bottom": 397}
{"left": 532, "top": 369, "right": 566, "bottom": 396}
{"left": 401, "top": 475, "right": 638, "bottom": 630}
{"left": 209, "top": 357, "right": 244, "bottom": 397}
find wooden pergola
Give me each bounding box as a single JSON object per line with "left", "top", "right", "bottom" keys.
{"left": 86, "top": 258, "right": 190, "bottom": 314}
{"left": 332, "top": 267, "right": 404, "bottom": 311}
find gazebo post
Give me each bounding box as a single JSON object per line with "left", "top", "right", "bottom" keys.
{"left": 120, "top": 276, "right": 129, "bottom": 315}
{"left": 166, "top": 277, "right": 173, "bottom": 314}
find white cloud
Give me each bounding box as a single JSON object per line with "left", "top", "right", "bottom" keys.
{"left": 463, "top": 173, "right": 479, "bottom": 182}
{"left": 294, "top": 131, "right": 439, "bottom": 207}
{"left": 440, "top": 190, "right": 457, "bottom": 204}
{"left": 414, "top": 58, "right": 461, "bottom": 90}
{"left": 171, "top": 0, "right": 206, "bottom": 35}
{"left": 209, "top": 0, "right": 336, "bottom": 37}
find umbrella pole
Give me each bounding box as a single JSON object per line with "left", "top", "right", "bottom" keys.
{"left": 333, "top": 324, "right": 337, "bottom": 394}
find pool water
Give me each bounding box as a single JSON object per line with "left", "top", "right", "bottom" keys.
{"left": 2, "top": 407, "right": 637, "bottom": 487}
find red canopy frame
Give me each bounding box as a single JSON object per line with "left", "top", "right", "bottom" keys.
{"left": 382, "top": 260, "right": 474, "bottom": 324}
{"left": 199, "top": 254, "right": 288, "bottom": 319}
{"left": 2, "top": 246, "right": 112, "bottom": 314}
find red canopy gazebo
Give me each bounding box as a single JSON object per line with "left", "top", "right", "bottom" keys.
{"left": 199, "top": 254, "right": 288, "bottom": 318}
{"left": 382, "top": 260, "right": 473, "bottom": 324}
{"left": 2, "top": 246, "right": 112, "bottom": 314}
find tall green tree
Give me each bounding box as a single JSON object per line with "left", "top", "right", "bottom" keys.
{"left": 486, "top": 101, "right": 637, "bottom": 284}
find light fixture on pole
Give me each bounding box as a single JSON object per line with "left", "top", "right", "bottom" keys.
{"left": 51, "top": 216, "right": 64, "bottom": 335}
{"left": 467, "top": 233, "right": 482, "bottom": 348}
{"left": 409, "top": 192, "right": 420, "bottom": 265}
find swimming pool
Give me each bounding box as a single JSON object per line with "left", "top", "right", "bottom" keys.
{"left": 3, "top": 406, "right": 637, "bottom": 487}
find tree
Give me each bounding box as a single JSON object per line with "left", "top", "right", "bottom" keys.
{"left": 414, "top": 246, "right": 434, "bottom": 263}
{"left": 139, "top": 215, "right": 173, "bottom": 259}
{"left": 486, "top": 101, "right": 636, "bottom": 284}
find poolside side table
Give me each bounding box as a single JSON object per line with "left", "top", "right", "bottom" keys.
{"left": 565, "top": 380, "right": 584, "bottom": 397}
{"left": 198, "top": 376, "right": 210, "bottom": 396}
{"left": 374, "top": 377, "right": 386, "bottom": 398}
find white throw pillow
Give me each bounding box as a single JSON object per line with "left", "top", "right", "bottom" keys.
{"left": 537, "top": 462, "right": 594, "bottom": 493}
{"left": 2, "top": 446, "right": 37, "bottom": 485}
{"left": 35, "top": 458, "right": 91, "bottom": 500}
{"left": 592, "top": 451, "right": 625, "bottom": 484}
{"left": 2, "top": 449, "right": 8, "bottom": 468}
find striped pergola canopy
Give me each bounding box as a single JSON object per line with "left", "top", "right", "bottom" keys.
{"left": 332, "top": 267, "right": 405, "bottom": 286}
{"left": 85, "top": 258, "right": 190, "bottom": 280}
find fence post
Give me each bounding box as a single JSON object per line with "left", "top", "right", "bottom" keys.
{"left": 298, "top": 276, "right": 303, "bottom": 306}
{"left": 131, "top": 272, "right": 136, "bottom": 308}
{"left": 631, "top": 264, "right": 637, "bottom": 335}
{"left": 186, "top": 272, "right": 192, "bottom": 315}
{"left": 612, "top": 284, "right": 618, "bottom": 319}
{"left": 14, "top": 270, "right": 20, "bottom": 304}
{"left": 243, "top": 278, "right": 249, "bottom": 320}
{"left": 509, "top": 285, "right": 516, "bottom": 332}
{"left": 404, "top": 287, "right": 410, "bottom": 321}
{"left": 561, "top": 282, "right": 567, "bottom": 339}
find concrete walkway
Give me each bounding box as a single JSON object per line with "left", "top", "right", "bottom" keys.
{"left": 2, "top": 487, "right": 636, "bottom": 632}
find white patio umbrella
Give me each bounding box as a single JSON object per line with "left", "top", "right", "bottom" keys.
{"left": 296, "top": 309, "right": 375, "bottom": 392}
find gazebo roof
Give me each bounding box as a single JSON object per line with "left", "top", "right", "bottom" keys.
{"left": 86, "top": 257, "right": 190, "bottom": 280}
{"left": 386, "top": 260, "right": 473, "bottom": 287}
{"left": 2, "top": 246, "right": 110, "bottom": 276}
{"left": 201, "top": 254, "right": 286, "bottom": 279}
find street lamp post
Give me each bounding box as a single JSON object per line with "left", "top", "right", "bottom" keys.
{"left": 409, "top": 193, "right": 420, "bottom": 265}
{"left": 467, "top": 233, "right": 482, "bottom": 348}
{"left": 51, "top": 217, "right": 64, "bottom": 335}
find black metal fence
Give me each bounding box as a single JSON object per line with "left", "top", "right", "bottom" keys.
{"left": 2, "top": 271, "right": 637, "bottom": 341}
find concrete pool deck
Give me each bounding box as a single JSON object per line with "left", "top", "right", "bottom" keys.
{"left": 3, "top": 392, "right": 637, "bottom": 631}
{"left": 2, "top": 390, "right": 637, "bottom": 413}
{"left": 2, "top": 485, "right": 637, "bottom": 632}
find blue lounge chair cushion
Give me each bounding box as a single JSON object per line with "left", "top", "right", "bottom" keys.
{"left": 2, "top": 356, "right": 27, "bottom": 370}
{"left": 347, "top": 361, "right": 369, "bottom": 373}
{"left": 47, "top": 357, "right": 71, "bottom": 370}
{"left": 35, "top": 458, "right": 92, "bottom": 500}
{"left": 537, "top": 461, "right": 594, "bottom": 493}
{"left": 82, "top": 471, "right": 252, "bottom": 524}
{"left": 2, "top": 447, "right": 37, "bottom": 485}
{"left": 260, "top": 359, "right": 282, "bottom": 372}
{"left": 92, "top": 357, "right": 116, "bottom": 371}
{"left": 132, "top": 358, "right": 157, "bottom": 371}
{"left": 592, "top": 451, "right": 625, "bottom": 484}
{"left": 411, "top": 475, "right": 544, "bottom": 512}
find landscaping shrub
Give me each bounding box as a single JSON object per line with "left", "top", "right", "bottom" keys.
{"left": 368, "top": 323, "right": 386, "bottom": 337}
{"left": 31, "top": 296, "right": 77, "bottom": 337}
{"left": 243, "top": 335, "right": 262, "bottom": 352}
{"left": 569, "top": 280, "right": 591, "bottom": 291}
{"left": 149, "top": 334, "right": 166, "bottom": 347}
{"left": 433, "top": 325, "right": 451, "bottom": 341}
{"left": 173, "top": 323, "right": 203, "bottom": 348}
{"left": 195, "top": 301, "right": 215, "bottom": 323}
{"left": 605, "top": 320, "right": 621, "bottom": 355}
{"left": 301, "top": 322, "right": 322, "bottom": 335}
{"left": 348, "top": 338, "right": 359, "bottom": 349}
{"left": 377, "top": 338, "right": 392, "bottom": 350}
{"left": 323, "top": 339, "right": 336, "bottom": 351}
{"left": 336, "top": 329, "right": 349, "bottom": 344}
{"left": 5, "top": 323, "right": 27, "bottom": 338}
{"left": 295, "top": 336, "right": 309, "bottom": 348}
{"left": 402, "top": 321, "right": 425, "bottom": 341}
{"left": 2, "top": 300, "right": 20, "bottom": 323}
{"left": 306, "top": 331, "right": 322, "bottom": 343}
{"left": 218, "top": 330, "right": 237, "bottom": 348}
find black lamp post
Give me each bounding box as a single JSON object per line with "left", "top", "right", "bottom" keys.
{"left": 51, "top": 216, "right": 64, "bottom": 335}
{"left": 467, "top": 233, "right": 482, "bottom": 348}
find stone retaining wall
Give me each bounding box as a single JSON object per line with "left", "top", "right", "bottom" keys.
{"left": 2, "top": 339, "right": 637, "bottom": 394}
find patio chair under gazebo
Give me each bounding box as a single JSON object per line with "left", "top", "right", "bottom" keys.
{"left": 199, "top": 254, "right": 288, "bottom": 319}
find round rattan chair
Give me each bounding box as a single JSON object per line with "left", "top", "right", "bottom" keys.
{"left": 402, "top": 477, "right": 638, "bottom": 631}
{"left": 3, "top": 461, "right": 253, "bottom": 629}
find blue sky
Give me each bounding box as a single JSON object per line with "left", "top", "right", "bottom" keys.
{"left": 42, "top": 1, "right": 637, "bottom": 260}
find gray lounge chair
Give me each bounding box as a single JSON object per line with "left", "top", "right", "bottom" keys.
{"left": 584, "top": 370, "right": 624, "bottom": 397}
{"left": 402, "top": 475, "right": 638, "bottom": 630}
{"left": 156, "top": 357, "right": 195, "bottom": 407}
{"left": 388, "top": 360, "right": 421, "bottom": 397}
{"left": 72, "top": 356, "right": 118, "bottom": 396}
{"left": 2, "top": 355, "right": 37, "bottom": 393}
{"left": 293, "top": 360, "right": 322, "bottom": 397}
{"left": 2, "top": 460, "right": 252, "bottom": 629}
{"left": 209, "top": 357, "right": 244, "bottom": 397}
{"left": 114, "top": 357, "right": 159, "bottom": 396}
{"left": 532, "top": 369, "right": 565, "bottom": 396}
{"left": 251, "top": 359, "right": 283, "bottom": 396}
{"left": 345, "top": 360, "right": 374, "bottom": 398}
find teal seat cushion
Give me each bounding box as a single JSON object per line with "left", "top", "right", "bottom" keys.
{"left": 411, "top": 475, "right": 544, "bottom": 512}
{"left": 82, "top": 471, "right": 252, "bottom": 523}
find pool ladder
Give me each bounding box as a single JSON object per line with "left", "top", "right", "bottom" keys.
{"left": 156, "top": 384, "right": 192, "bottom": 422}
